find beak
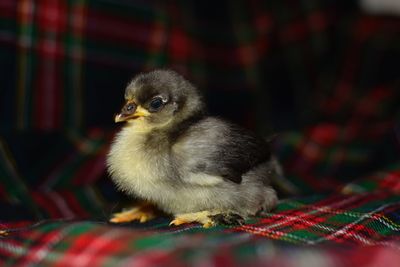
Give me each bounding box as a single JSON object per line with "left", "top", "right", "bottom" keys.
{"left": 114, "top": 101, "right": 149, "bottom": 123}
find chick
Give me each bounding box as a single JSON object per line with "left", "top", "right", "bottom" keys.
{"left": 107, "top": 70, "right": 279, "bottom": 227}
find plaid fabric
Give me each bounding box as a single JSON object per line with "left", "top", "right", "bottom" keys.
{"left": 0, "top": 129, "right": 118, "bottom": 220}
{"left": 1, "top": 0, "right": 362, "bottom": 131}
{"left": 1, "top": 0, "right": 400, "bottom": 266}
{"left": 1, "top": 191, "right": 400, "bottom": 266}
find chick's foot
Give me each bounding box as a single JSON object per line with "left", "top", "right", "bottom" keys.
{"left": 110, "top": 202, "right": 157, "bottom": 223}
{"left": 170, "top": 211, "right": 219, "bottom": 228}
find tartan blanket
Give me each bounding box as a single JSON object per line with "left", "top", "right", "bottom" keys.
{"left": 1, "top": 0, "right": 400, "bottom": 266}
{"left": 1, "top": 191, "right": 400, "bottom": 266}
{"left": 1, "top": 130, "right": 400, "bottom": 266}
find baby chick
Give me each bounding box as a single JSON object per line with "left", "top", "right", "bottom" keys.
{"left": 107, "top": 70, "right": 279, "bottom": 227}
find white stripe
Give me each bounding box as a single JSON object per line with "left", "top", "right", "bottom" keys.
{"left": 283, "top": 199, "right": 400, "bottom": 231}
{"left": 312, "top": 203, "right": 397, "bottom": 244}
{"left": 313, "top": 204, "right": 400, "bottom": 231}
{"left": 256, "top": 195, "right": 360, "bottom": 232}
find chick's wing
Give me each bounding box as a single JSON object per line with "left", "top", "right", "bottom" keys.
{"left": 172, "top": 118, "right": 271, "bottom": 184}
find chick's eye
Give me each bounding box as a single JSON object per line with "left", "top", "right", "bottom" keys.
{"left": 149, "top": 97, "right": 163, "bottom": 111}
{"left": 126, "top": 103, "right": 134, "bottom": 111}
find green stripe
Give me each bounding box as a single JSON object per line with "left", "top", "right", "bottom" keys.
{"left": 75, "top": 186, "right": 104, "bottom": 217}
{"left": 64, "top": 0, "right": 86, "bottom": 130}
{"left": 16, "top": 1, "right": 36, "bottom": 130}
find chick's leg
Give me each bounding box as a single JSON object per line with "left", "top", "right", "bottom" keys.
{"left": 170, "top": 211, "right": 218, "bottom": 228}
{"left": 110, "top": 201, "right": 157, "bottom": 223}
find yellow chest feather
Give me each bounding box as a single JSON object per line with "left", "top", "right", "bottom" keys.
{"left": 106, "top": 125, "right": 166, "bottom": 198}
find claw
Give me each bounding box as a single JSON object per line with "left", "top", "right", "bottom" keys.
{"left": 169, "top": 218, "right": 188, "bottom": 226}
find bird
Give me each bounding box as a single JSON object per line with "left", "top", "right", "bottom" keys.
{"left": 107, "top": 69, "right": 280, "bottom": 227}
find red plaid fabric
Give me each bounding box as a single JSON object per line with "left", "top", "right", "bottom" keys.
{"left": 1, "top": 1, "right": 400, "bottom": 266}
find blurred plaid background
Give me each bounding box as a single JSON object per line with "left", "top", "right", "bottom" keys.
{"left": 3, "top": 0, "right": 391, "bottom": 132}
{"left": 1, "top": 1, "right": 400, "bottom": 265}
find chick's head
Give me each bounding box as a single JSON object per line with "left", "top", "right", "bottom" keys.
{"left": 115, "top": 70, "right": 204, "bottom": 129}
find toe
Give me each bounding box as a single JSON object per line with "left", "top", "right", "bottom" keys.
{"left": 170, "top": 211, "right": 219, "bottom": 228}
{"left": 110, "top": 214, "right": 130, "bottom": 223}
{"left": 0, "top": 230, "right": 8, "bottom": 237}
{"left": 110, "top": 204, "right": 158, "bottom": 224}
{"left": 202, "top": 221, "right": 215, "bottom": 228}
{"left": 110, "top": 217, "right": 121, "bottom": 223}
{"left": 139, "top": 214, "right": 153, "bottom": 223}
{"left": 169, "top": 218, "right": 188, "bottom": 226}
